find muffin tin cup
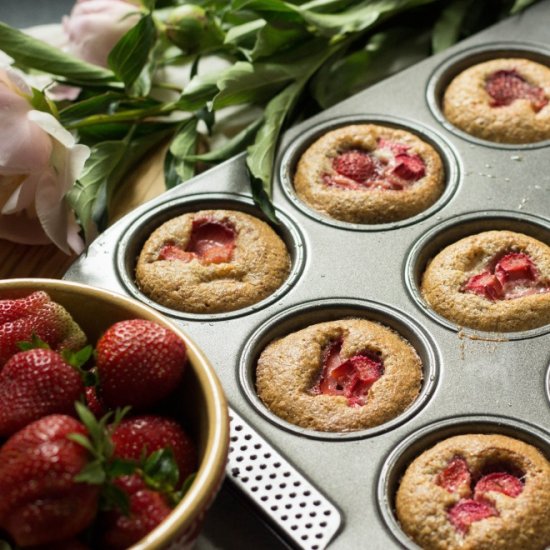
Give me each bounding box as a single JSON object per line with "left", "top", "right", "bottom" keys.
{"left": 116, "top": 192, "right": 306, "bottom": 322}
{"left": 405, "top": 209, "right": 550, "bottom": 340}
{"left": 239, "top": 298, "right": 440, "bottom": 441}
{"left": 278, "top": 114, "right": 460, "bottom": 232}
{"left": 377, "top": 415, "right": 550, "bottom": 549}
{"left": 426, "top": 41, "right": 550, "bottom": 149}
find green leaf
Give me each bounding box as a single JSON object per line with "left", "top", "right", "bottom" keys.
{"left": 62, "top": 345, "right": 93, "bottom": 369}
{"left": 76, "top": 460, "right": 106, "bottom": 484}
{"left": 510, "top": 0, "right": 539, "bottom": 14}
{"left": 180, "top": 472, "right": 197, "bottom": 497}
{"left": 312, "top": 27, "right": 430, "bottom": 108}
{"left": 0, "top": 539, "right": 13, "bottom": 550}
{"left": 164, "top": 118, "right": 198, "bottom": 188}
{"left": 68, "top": 433, "right": 96, "bottom": 455}
{"left": 232, "top": 0, "right": 304, "bottom": 26}
{"left": 186, "top": 116, "right": 263, "bottom": 163}
{"left": 143, "top": 449, "right": 180, "bottom": 490}
{"left": 17, "top": 333, "right": 50, "bottom": 351}
{"left": 108, "top": 13, "right": 157, "bottom": 91}
{"left": 0, "top": 22, "right": 115, "bottom": 83}
{"left": 59, "top": 93, "right": 127, "bottom": 123}
{"left": 101, "top": 482, "right": 131, "bottom": 515}
{"left": 30, "top": 87, "right": 56, "bottom": 116}
{"left": 250, "top": 173, "right": 278, "bottom": 224}
{"left": 432, "top": 0, "right": 474, "bottom": 53}
{"left": 83, "top": 370, "right": 98, "bottom": 387}
{"left": 175, "top": 72, "right": 220, "bottom": 111}
{"left": 109, "top": 458, "right": 138, "bottom": 478}
{"left": 250, "top": 24, "right": 307, "bottom": 59}
{"left": 224, "top": 20, "right": 265, "bottom": 47}
{"left": 67, "top": 141, "right": 127, "bottom": 242}
{"left": 299, "top": 0, "right": 437, "bottom": 37}
{"left": 141, "top": 0, "right": 157, "bottom": 10}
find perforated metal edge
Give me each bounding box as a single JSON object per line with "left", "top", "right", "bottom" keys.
{"left": 226, "top": 408, "right": 343, "bottom": 549}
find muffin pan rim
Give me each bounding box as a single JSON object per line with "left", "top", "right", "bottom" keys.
{"left": 115, "top": 192, "right": 307, "bottom": 322}
{"left": 239, "top": 298, "right": 440, "bottom": 442}
{"left": 278, "top": 114, "right": 461, "bottom": 232}
{"left": 376, "top": 414, "right": 550, "bottom": 550}
{"left": 426, "top": 40, "right": 550, "bottom": 149}
{"left": 404, "top": 209, "right": 550, "bottom": 340}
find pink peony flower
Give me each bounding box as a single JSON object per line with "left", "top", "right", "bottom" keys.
{"left": 62, "top": 0, "right": 142, "bottom": 68}
{"left": 0, "top": 67, "right": 90, "bottom": 254}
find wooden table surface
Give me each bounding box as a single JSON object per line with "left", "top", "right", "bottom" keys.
{"left": 0, "top": 147, "right": 167, "bottom": 280}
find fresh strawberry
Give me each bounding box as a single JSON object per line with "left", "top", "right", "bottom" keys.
{"left": 0, "top": 415, "right": 100, "bottom": 547}
{"left": 333, "top": 150, "right": 375, "bottom": 183}
{"left": 447, "top": 499, "right": 498, "bottom": 534}
{"left": 158, "top": 218, "right": 235, "bottom": 264}
{"left": 0, "top": 347, "right": 88, "bottom": 436}
{"left": 85, "top": 384, "right": 106, "bottom": 419}
{"left": 311, "top": 340, "right": 383, "bottom": 406}
{"left": 0, "top": 292, "right": 86, "bottom": 368}
{"left": 392, "top": 153, "right": 426, "bottom": 181}
{"left": 495, "top": 252, "right": 538, "bottom": 284}
{"left": 96, "top": 320, "right": 187, "bottom": 409}
{"left": 474, "top": 472, "right": 523, "bottom": 499}
{"left": 463, "top": 271, "right": 504, "bottom": 301}
{"left": 485, "top": 69, "right": 548, "bottom": 112}
{"left": 111, "top": 415, "right": 197, "bottom": 484}
{"left": 436, "top": 457, "right": 472, "bottom": 494}
{"left": 101, "top": 475, "right": 172, "bottom": 550}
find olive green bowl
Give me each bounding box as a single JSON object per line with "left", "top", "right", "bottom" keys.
{"left": 0, "top": 279, "right": 229, "bottom": 550}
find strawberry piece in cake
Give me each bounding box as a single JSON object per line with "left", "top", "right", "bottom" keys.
{"left": 448, "top": 499, "right": 498, "bottom": 534}
{"left": 485, "top": 70, "right": 548, "bottom": 112}
{"left": 311, "top": 340, "right": 383, "bottom": 406}
{"left": 159, "top": 218, "right": 235, "bottom": 264}
{"left": 437, "top": 457, "right": 472, "bottom": 494}
{"left": 474, "top": 472, "right": 523, "bottom": 499}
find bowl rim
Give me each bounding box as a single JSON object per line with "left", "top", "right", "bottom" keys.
{"left": 0, "top": 278, "right": 229, "bottom": 550}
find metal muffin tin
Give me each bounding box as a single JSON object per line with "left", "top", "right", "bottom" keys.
{"left": 65, "top": 2, "right": 550, "bottom": 548}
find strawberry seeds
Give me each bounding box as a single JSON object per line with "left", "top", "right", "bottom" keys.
{"left": 323, "top": 139, "right": 426, "bottom": 191}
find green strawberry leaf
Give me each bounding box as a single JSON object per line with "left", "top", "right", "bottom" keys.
{"left": 83, "top": 370, "right": 98, "bottom": 388}
{"left": 62, "top": 345, "right": 93, "bottom": 370}
{"left": 67, "top": 432, "right": 96, "bottom": 455}
{"left": 101, "top": 482, "right": 131, "bottom": 515}
{"left": 142, "top": 448, "right": 180, "bottom": 492}
{"left": 164, "top": 118, "right": 198, "bottom": 188}
{"left": 75, "top": 459, "right": 106, "bottom": 485}
{"left": 16, "top": 333, "right": 50, "bottom": 351}
{"left": 109, "top": 458, "right": 138, "bottom": 478}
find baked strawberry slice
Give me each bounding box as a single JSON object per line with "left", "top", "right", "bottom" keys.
{"left": 158, "top": 218, "right": 236, "bottom": 264}
{"left": 0, "top": 345, "right": 90, "bottom": 436}
{"left": 0, "top": 292, "right": 86, "bottom": 368}
{"left": 96, "top": 319, "right": 187, "bottom": 410}
{"left": 158, "top": 244, "right": 196, "bottom": 262}
{"left": 111, "top": 415, "right": 197, "bottom": 485}
{"left": 474, "top": 472, "right": 523, "bottom": 499}
{"left": 437, "top": 457, "right": 472, "bottom": 494}
{"left": 495, "top": 252, "right": 538, "bottom": 284}
{"left": 102, "top": 474, "right": 172, "bottom": 550}
{"left": 392, "top": 153, "right": 426, "bottom": 181}
{"left": 463, "top": 271, "right": 504, "bottom": 301}
{"left": 312, "top": 340, "right": 383, "bottom": 406}
{"left": 485, "top": 69, "right": 548, "bottom": 112}
{"left": 447, "top": 498, "right": 498, "bottom": 534}
{"left": 0, "top": 415, "right": 100, "bottom": 547}
{"left": 333, "top": 150, "right": 375, "bottom": 183}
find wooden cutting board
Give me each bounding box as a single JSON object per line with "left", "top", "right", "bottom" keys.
{"left": 0, "top": 146, "right": 166, "bottom": 280}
